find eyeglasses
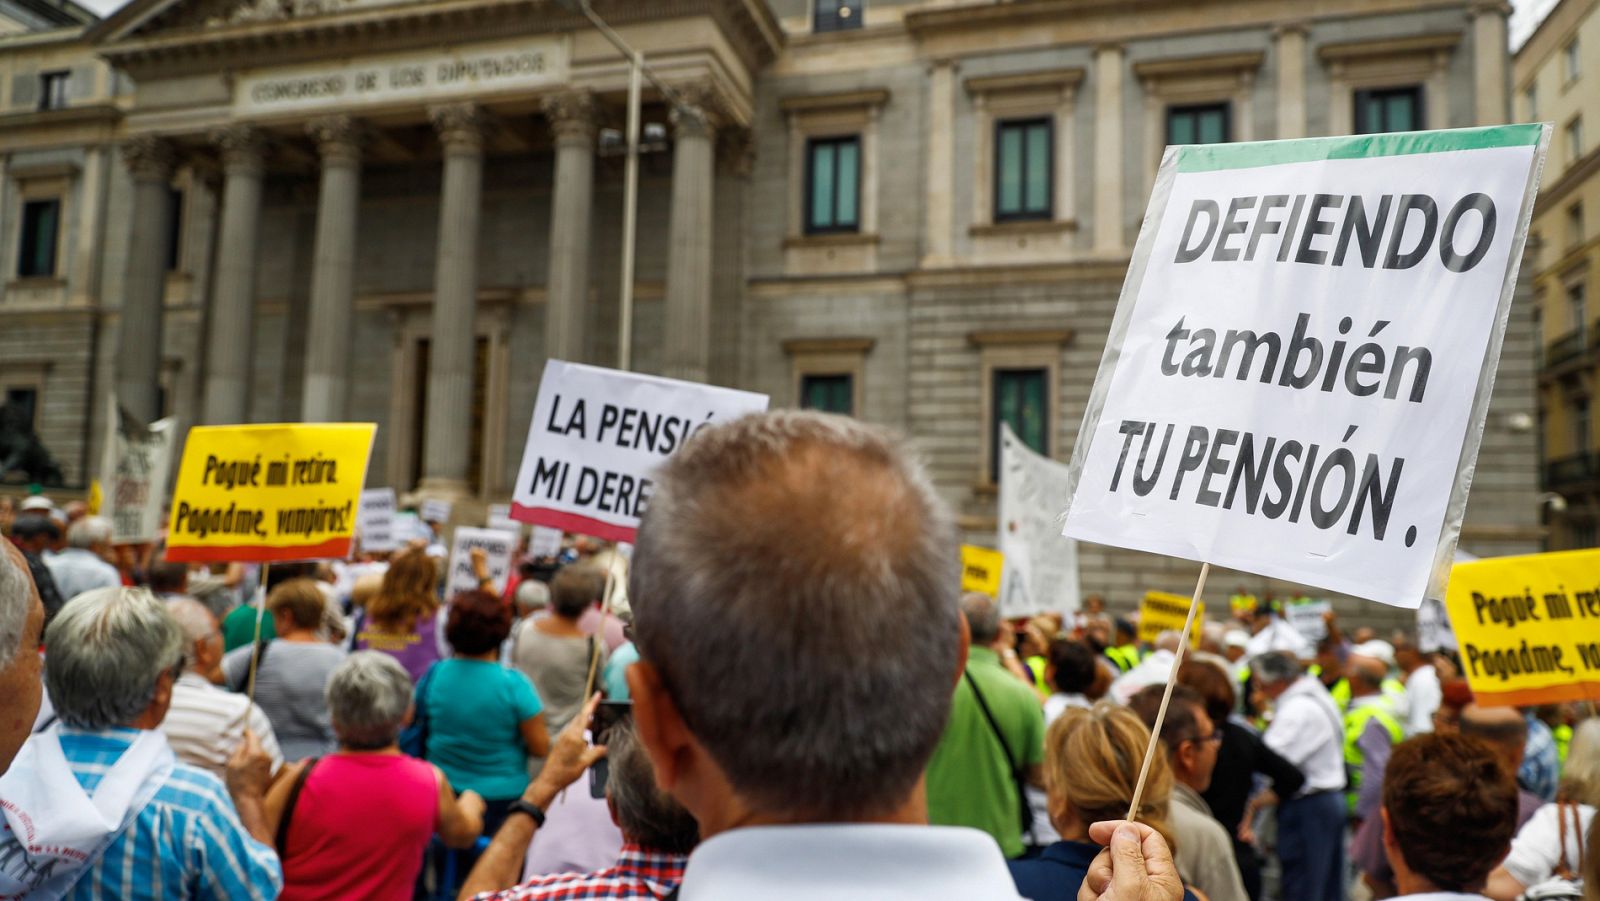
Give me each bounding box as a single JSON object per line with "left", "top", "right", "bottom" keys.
{"left": 1184, "top": 731, "right": 1224, "bottom": 747}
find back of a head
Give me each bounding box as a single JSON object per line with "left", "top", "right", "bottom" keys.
{"left": 514, "top": 579, "right": 550, "bottom": 616}
{"left": 606, "top": 721, "right": 699, "bottom": 855}
{"left": 44, "top": 586, "right": 183, "bottom": 730}
{"left": 549, "top": 563, "right": 605, "bottom": 620}
{"left": 1383, "top": 733, "right": 1517, "bottom": 893}
{"left": 1153, "top": 630, "right": 1181, "bottom": 653}
{"left": 1177, "top": 659, "right": 1235, "bottom": 724}
{"left": 0, "top": 542, "right": 32, "bottom": 671}
{"left": 370, "top": 548, "right": 436, "bottom": 626}
{"left": 1559, "top": 718, "right": 1600, "bottom": 807}
{"left": 268, "top": 578, "right": 328, "bottom": 631}
{"left": 1349, "top": 655, "right": 1387, "bottom": 691}
{"left": 10, "top": 514, "right": 58, "bottom": 545}
{"left": 1045, "top": 704, "right": 1175, "bottom": 848}
{"left": 66, "top": 516, "right": 112, "bottom": 551}
{"left": 961, "top": 592, "right": 1000, "bottom": 645}
{"left": 1048, "top": 638, "right": 1097, "bottom": 695}
{"left": 1128, "top": 684, "right": 1204, "bottom": 757}
{"left": 326, "top": 651, "right": 414, "bottom": 749}
{"left": 445, "top": 589, "right": 512, "bottom": 655}
{"left": 146, "top": 554, "right": 189, "bottom": 595}
{"left": 166, "top": 598, "right": 219, "bottom": 664}
{"left": 629, "top": 411, "right": 960, "bottom": 821}
{"left": 1458, "top": 703, "right": 1528, "bottom": 768}
{"left": 1251, "top": 651, "right": 1301, "bottom": 687}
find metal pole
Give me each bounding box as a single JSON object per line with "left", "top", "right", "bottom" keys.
{"left": 618, "top": 51, "right": 641, "bottom": 372}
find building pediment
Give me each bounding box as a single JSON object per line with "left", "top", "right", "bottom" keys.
{"left": 92, "top": 0, "right": 782, "bottom": 78}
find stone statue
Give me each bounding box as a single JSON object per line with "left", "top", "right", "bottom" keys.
{"left": 0, "top": 401, "right": 64, "bottom": 486}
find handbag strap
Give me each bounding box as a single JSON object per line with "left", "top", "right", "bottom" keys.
{"left": 1554, "top": 800, "right": 1583, "bottom": 880}
{"left": 275, "top": 756, "right": 320, "bottom": 856}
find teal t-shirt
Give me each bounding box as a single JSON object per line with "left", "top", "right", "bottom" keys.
{"left": 602, "top": 642, "right": 640, "bottom": 700}
{"left": 422, "top": 658, "right": 544, "bottom": 800}
{"left": 221, "top": 603, "right": 275, "bottom": 653}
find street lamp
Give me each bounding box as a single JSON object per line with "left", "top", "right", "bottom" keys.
{"left": 553, "top": 0, "right": 687, "bottom": 373}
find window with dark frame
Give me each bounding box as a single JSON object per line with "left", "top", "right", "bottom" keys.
{"left": 4, "top": 387, "right": 37, "bottom": 432}
{"left": 813, "top": 0, "right": 862, "bottom": 32}
{"left": 1353, "top": 86, "right": 1423, "bottom": 135}
{"left": 799, "top": 373, "right": 853, "bottom": 415}
{"left": 994, "top": 118, "right": 1052, "bottom": 222}
{"left": 37, "top": 71, "right": 69, "bottom": 111}
{"left": 1166, "top": 103, "right": 1230, "bottom": 146}
{"left": 805, "top": 136, "right": 861, "bottom": 234}
{"left": 991, "top": 367, "right": 1048, "bottom": 483}
{"left": 17, "top": 198, "right": 60, "bottom": 279}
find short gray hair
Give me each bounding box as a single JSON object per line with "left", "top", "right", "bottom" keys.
{"left": 606, "top": 722, "right": 698, "bottom": 854}
{"left": 0, "top": 543, "right": 32, "bottom": 671}
{"left": 961, "top": 592, "right": 1000, "bottom": 645}
{"left": 66, "top": 516, "right": 112, "bottom": 550}
{"left": 45, "top": 586, "right": 184, "bottom": 730}
{"left": 325, "top": 651, "right": 413, "bottom": 750}
{"left": 1251, "top": 651, "right": 1303, "bottom": 687}
{"left": 166, "top": 598, "right": 219, "bottom": 665}
{"left": 630, "top": 411, "right": 961, "bottom": 820}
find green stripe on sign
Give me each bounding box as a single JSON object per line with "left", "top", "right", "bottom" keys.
{"left": 1176, "top": 124, "right": 1544, "bottom": 173}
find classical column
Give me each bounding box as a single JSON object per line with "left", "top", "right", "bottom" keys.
{"left": 1472, "top": 1, "right": 1512, "bottom": 125}
{"left": 662, "top": 102, "right": 715, "bottom": 383}
{"left": 923, "top": 59, "right": 956, "bottom": 266}
{"left": 419, "top": 103, "right": 489, "bottom": 496}
{"left": 115, "top": 136, "right": 176, "bottom": 425}
{"left": 1093, "top": 45, "right": 1124, "bottom": 254}
{"left": 541, "top": 91, "right": 596, "bottom": 365}
{"left": 1275, "top": 23, "right": 1308, "bottom": 139}
{"left": 203, "top": 125, "right": 268, "bottom": 425}
{"left": 301, "top": 116, "right": 364, "bottom": 422}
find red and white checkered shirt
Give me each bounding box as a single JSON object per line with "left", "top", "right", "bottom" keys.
{"left": 469, "top": 844, "right": 687, "bottom": 901}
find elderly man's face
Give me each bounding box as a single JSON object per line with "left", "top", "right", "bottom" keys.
{"left": 0, "top": 542, "right": 45, "bottom": 775}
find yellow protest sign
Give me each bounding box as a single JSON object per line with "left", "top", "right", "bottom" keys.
{"left": 1139, "top": 591, "right": 1205, "bottom": 648}
{"left": 961, "top": 545, "right": 1003, "bottom": 598}
{"left": 165, "top": 424, "right": 376, "bottom": 564}
{"left": 1445, "top": 548, "right": 1600, "bottom": 707}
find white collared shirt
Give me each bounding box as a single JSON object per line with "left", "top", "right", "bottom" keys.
{"left": 677, "top": 823, "right": 1024, "bottom": 901}
{"left": 1263, "top": 676, "right": 1346, "bottom": 795}
{"left": 159, "top": 671, "right": 284, "bottom": 778}
{"left": 1404, "top": 664, "right": 1441, "bottom": 736}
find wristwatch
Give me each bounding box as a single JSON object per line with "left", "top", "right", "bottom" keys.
{"left": 507, "top": 798, "right": 546, "bottom": 828}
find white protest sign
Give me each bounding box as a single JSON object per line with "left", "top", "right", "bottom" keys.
{"left": 486, "top": 503, "right": 520, "bottom": 535}
{"left": 101, "top": 404, "right": 177, "bottom": 545}
{"left": 1417, "top": 596, "right": 1458, "bottom": 654}
{"left": 358, "top": 488, "right": 399, "bottom": 552}
{"left": 511, "top": 360, "right": 770, "bottom": 542}
{"left": 420, "top": 499, "right": 452, "bottom": 524}
{"left": 447, "top": 526, "right": 517, "bottom": 595}
{"left": 528, "top": 525, "right": 563, "bottom": 558}
{"left": 1061, "top": 125, "right": 1549, "bottom": 608}
{"left": 1285, "top": 600, "right": 1332, "bottom": 643}
{"left": 998, "top": 423, "right": 1081, "bottom": 617}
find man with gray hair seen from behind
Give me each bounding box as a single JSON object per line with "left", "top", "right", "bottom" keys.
{"left": 620, "top": 411, "right": 1071, "bottom": 900}
{"left": 1254, "top": 650, "right": 1348, "bottom": 901}
{"left": 0, "top": 540, "right": 44, "bottom": 775}
{"left": 925, "top": 591, "right": 1046, "bottom": 858}
{"left": 0, "top": 586, "right": 282, "bottom": 899}
{"left": 160, "top": 597, "right": 284, "bottom": 779}
{"left": 42, "top": 514, "right": 121, "bottom": 602}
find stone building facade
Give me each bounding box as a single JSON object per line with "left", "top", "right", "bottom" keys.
{"left": 1516, "top": 0, "right": 1600, "bottom": 550}
{"left": 0, "top": 0, "right": 1540, "bottom": 624}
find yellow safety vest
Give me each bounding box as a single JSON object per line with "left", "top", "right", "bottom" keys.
{"left": 1106, "top": 645, "right": 1140, "bottom": 673}
{"left": 1344, "top": 699, "right": 1404, "bottom": 814}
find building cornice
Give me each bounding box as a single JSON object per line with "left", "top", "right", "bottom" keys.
{"left": 1316, "top": 32, "right": 1461, "bottom": 63}
{"left": 0, "top": 103, "right": 121, "bottom": 133}
{"left": 1132, "top": 51, "right": 1265, "bottom": 82}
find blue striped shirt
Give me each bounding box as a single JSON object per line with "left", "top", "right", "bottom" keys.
{"left": 58, "top": 727, "right": 283, "bottom": 900}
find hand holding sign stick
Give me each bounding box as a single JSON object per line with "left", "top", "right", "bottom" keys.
{"left": 1126, "top": 563, "right": 1208, "bottom": 820}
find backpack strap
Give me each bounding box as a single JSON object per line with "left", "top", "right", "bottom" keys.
{"left": 275, "top": 757, "right": 320, "bottom": 856}
{"left": 963, "top": 670, "right": 1033, "bottom": 841}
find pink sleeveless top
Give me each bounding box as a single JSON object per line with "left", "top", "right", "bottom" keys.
{"left": 280, "top": 753, "right": 440, "bottom": 901}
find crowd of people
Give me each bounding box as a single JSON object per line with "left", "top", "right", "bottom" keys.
{"left": 0, "top": 410, "right": 1596, "bottom": 900}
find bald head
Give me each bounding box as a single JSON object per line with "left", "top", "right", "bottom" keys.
{"left": 1460, "top": 703, "right": 1528, "bottom": 772}
{"left": 0, "top": 542, "right": 35, "bottom": 669}
{"left": 961, "top": 592, "right": 1000, "bottom": 645}
{"left": 0, "top": 540, "right": 45, "bottom": 774}
{"left": 1349, "top": 655, "right": 1387, "bottom": 691}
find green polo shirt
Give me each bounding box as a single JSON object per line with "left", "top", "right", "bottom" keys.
{"left": 924, "top": 646, "right": 1046, "bottom": 858}
{"left": 222, "top": 603, "right": 276, "bottom": 652}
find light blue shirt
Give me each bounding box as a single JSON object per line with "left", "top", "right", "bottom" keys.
{"left": 603, "top": 641, "right": 640, "bottom": 700}
{"left": 43, "top": 548, "right": 121, "bottom": 603}
{"left": 58, "top": 726, "right": 282, "bottom": 900}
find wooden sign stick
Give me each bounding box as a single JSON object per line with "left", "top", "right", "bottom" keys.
{"left": 1126, "top": 561, "right": 1210, "bottom": 820}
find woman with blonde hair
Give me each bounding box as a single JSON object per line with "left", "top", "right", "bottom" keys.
{"left": 353, "top": 545, "right": 444, "bottom": 683}
{"left": 1008, "top": 703, "right": 1200, "bottom": 901}
{"left": 1488, "top": 717, "right": 1600, "bottom": 900}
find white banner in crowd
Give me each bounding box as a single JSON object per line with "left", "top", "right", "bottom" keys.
{"left": 528, "top": 525, "right": 564, "bottom": 558}
{"left": 101, "top": 403, "right": 177, "bottom": 545}
{"left": 1285, "top": 600, "right": 1332, "bottom": 643}
{"left": 420, "top": 498, "right": 453, "bottom": 524}
{"left": 1062, "top": 125, "right": 1548, "bottom": 608}
{"left": 447, "top": 526, "right": 517, "bottom": 595}
{"left": 997, "top": 423, "right": 1081, "bottom": 617}
{"left": 358, "top": 488, "right": 399, "bottom": 553}
{"left": 511, "top": 360, "right": 769, "bottom": 542}
{"left": 486, "top": 503, "right": 521, "bottom": 535}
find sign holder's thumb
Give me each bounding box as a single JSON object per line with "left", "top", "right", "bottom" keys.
{"left": 1126, "top": 561, "right": 1209, "bottom": 821}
